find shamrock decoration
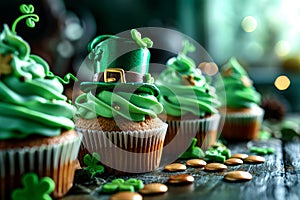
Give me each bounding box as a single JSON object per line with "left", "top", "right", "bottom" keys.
{"left": 205, "top": 143, "right": 231, "bottom": 163}
{"left": 179, "top": 138, "right": 205, "bottom": 159}
{"left": 83, "top": 152, "right": 105, "bottom": 178}
{"left": 12, "top": 173, "right": 55, "bottom": 200}
{"left": 131, "top": 29, "right": 153, "bottom": 48}
{"left": 182, "top": 40, "right": 195, "bottom": 56}
{"left": 101, "top": 178, "right": 144, "bottom": 194}
{"left": 12, "top": 4, "right": 39, "bottom": 34}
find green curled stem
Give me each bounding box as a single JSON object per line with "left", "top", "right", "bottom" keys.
{"left": 12, "top": 14, "right": 39, "bottom": 34}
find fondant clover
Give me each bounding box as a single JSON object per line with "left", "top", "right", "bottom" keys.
{"left": 102, "top": 178, "right": 144, "bottom": 194}
{"left": 180, "top": 138, "right": 205, "bottom": 159}
{"left": 12, "top": 4, "right": 39, "bottom": 33}
{"left": 131, "top": 29, "right": 153, "bottom": 48}
{"left": 205, "top": 143, "right": 231, "bottom": 163}
{"left": 12, "top": 173, "right": 55, "bottom": 200}
{"left": 83, "top": 152, "right": 105, "bottom": 178}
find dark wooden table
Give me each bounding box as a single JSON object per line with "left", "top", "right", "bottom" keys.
{"left": 62, "top": 137, "right": 300, "bottom": 200}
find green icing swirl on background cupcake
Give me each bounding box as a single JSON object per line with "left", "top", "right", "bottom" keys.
{"left": 155, "top": 40, "right": 220, "bottom": 118}
{"left": 220, "top": 57, "right": 261, "bottom": 108}
{"left": 0, "top": 24, "right": 76, "bottom": 139}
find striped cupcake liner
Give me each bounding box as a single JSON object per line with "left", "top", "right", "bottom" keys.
{"left": 76, "top": 123, "right": 168, "bottom": 174}
{"left": 0, "top": 133, "right": 82, "bottom": 199}
{"left": 160, "top": 114, "right": 221, "bottom": 165}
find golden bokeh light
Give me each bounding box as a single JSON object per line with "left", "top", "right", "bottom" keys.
{"left": 198, "top": 62, "right": 219, "bottom": 76}
{"left": 274, "top": 75, "right": 290, "bottom": 90}
{"left": 241, "top": 16, "right": 258, "bottom": 32}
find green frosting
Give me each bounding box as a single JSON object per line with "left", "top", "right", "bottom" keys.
{"left": 76, "top": 90, "right": 163, "bottom": 122}
{"left": 220, "top": 57, "right": 261, "bottom": 108}
{"left": 0, "top": 25, "right": 75, "bottom": 139}
{"left": 155, "top": 40, "right": 220, "bottom": 117}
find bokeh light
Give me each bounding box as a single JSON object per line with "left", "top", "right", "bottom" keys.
{"left": 241, "top": 16, "right": 258, "bottom": 32}
{"left": 275, "top": 40, "right": 291, "bottom": 57}
{"left": 274, "top": 75, "right": 290, "bottom": 90}
{"left": 198, "top": 62, "right": 219, "bottom": 76}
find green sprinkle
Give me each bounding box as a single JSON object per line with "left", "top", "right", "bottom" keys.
{"left": 12, "top": 173, "right": 55, "bottom": 200}
{"left": 250, "top": 146, "right": 275, "bottom": 155}
{"left": 12, "top": 4, "right": 39, "bottom": 34}
{"left": 102, "top": 183, "right": 119, "bottom": 193}
{"left": 101, "top": 178, "right": 144, "bottom": 194}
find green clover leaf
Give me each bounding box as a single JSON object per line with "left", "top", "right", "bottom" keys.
{"left": 180, "top": 138, "right": 205, "bottom": 159}
{"left": 12, "top": 173, "right": 55, "bottom": 200}
{"left": 102, "top": 178, "right": 144, "bottom": 194}
{"left": 83, "top": 153, "right": 105, "bottom": 178}
{"left": 182, "top": 40, "right": 195, "bottom": 55}
{"left": 131, "top": 29, "right": 153, "bottom": 48}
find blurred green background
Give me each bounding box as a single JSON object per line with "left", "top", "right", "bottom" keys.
{"left": 0, "top": 0, "right": 300, "bottom": 113}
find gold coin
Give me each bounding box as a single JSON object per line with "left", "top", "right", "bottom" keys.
{"left": 110, "top": 192, "right": 142, "bottom": 200}
{"left": 164, "top": 163, "right": 187, "bottom": 172}
{"left": 231, "top": 153, "right": 249, "bottom": 160}
{"left": 168, "top": 174, "right": 194, "bottom": 184}
{"left": 204, "top": 163, "right": 227, "bottom": 171}
{"left": 139, "top": 183, "right": 168, "bottom": 195}
{"left": 224, "top": 171, "right": 252, "bottom": 182}
{"left": 244, "top": 155, "right": 265, "bottom": 164}
{"left": 225, "top": 158, "right": 243, "bottom": 166}
{"left": 186, "top": 159, "right": 207, "bottom": 168}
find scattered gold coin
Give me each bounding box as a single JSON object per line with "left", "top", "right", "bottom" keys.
{"left": 204, "top": 163, "right": 227, "bottom": 172}
{"left": 168, "top": 174, "right": 194, "bottom": 184}
{"left": 225, "top": 158, "right": 243, "bottom": 166}
{"left": 139, "top": 183, "right": 168, "bottom": 195}
{"left": 224, "top": 171, "right": 252, "bottom": 182}
{"left": 110, "top": 191, "right": 142, "bottom": 200}
{"left": 231, "top": 153, "right": 249, "bottom": 160}
{"left": 244, "top": 155, "right": 265, "bottom": 164}
{"left": 164, "top": 163, "right": 187, "bottom": 172}
{"left": 186, "top": 159, "right": 207, "bottom": 168}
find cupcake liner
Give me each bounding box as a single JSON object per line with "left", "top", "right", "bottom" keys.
{"left": 161, "top": 114, "right": 221, "bottom": 164}
{"left": 0, "top": 133, "right": 82, "bottom": 200}
{"left": 220, "top": 106, "right": 264, "bottom": 141}
{"left": 76, "top": 123, "right": 168, "bottom": 174}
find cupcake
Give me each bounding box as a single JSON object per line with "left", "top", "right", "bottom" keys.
{"left": 155, "top": 40, "right": 221, "bottom": 160}
{"left": 218, "top": 57, "right": 264, "bottom": 141}
{"left": 75, "top": 29, "right": 167, "bottom": 174}
{"left": 0, "top": 5, "right": 81, "bottom": 199}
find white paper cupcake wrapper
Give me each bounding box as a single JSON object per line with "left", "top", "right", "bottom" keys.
{"left": 76, "top": 123, "right": 168, "bottom": 174}
{"left": 160, "top": 114, "right": 220, "bottom": 164}
{"left": 0, "top": 133, "right": 82, "bottom": 199}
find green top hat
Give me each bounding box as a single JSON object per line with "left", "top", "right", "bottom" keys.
{"left": 80, "top": 29, "right": 160, "bottom": 97}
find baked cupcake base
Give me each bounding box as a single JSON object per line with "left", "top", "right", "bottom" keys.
{"left": 0, "top": 130, "right": 81, "bottom": 199}
{"left": 76, "top": 116, "right": 168, "bottom": 174}
{"left": 219, "top": 106, "right": 264, "bottom": 141}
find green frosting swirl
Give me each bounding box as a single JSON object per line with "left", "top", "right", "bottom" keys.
{"left": 75, "top": 89, "right": 163, "bottom": 122}
{"left": 0, "top": 25, "right": 75, "bottom": 139}
{"left": 155, "top": 42, "right": 220, "bottom": 117}
{"left": 220, "top": 57, "right": 261, "bottom": 108}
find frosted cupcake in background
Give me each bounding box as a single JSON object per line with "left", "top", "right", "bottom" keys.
{"left": 0, "top": 4, "right": 81, "bottom": 199}
{"left": 75, "top": 29, "right": 167, "bottom": 174}
{"left": 218, "top": 57, "right": 264, "bottom": 141}
{"left": 155, "top": 40, "right": 221, "bottom": 159}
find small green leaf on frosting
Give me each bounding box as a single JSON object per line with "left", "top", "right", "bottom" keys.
{"left": 12, "top": 4, "right": 39, "bottom": 34}
{"left": 182, "top": 40, "right": 195, "bottom": 56}
{"left": 83, "top": 153, "right": 105, "bottom": 178}
{"left": 131, "top": 29, "right": 153, "bottom": 48}
{"left": 12, "top": 173, "right": 55, "bottom": 200}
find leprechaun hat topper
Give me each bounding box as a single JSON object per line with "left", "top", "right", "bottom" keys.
{"left": 80, "top": 29, "right": 160, "bottom": 97}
